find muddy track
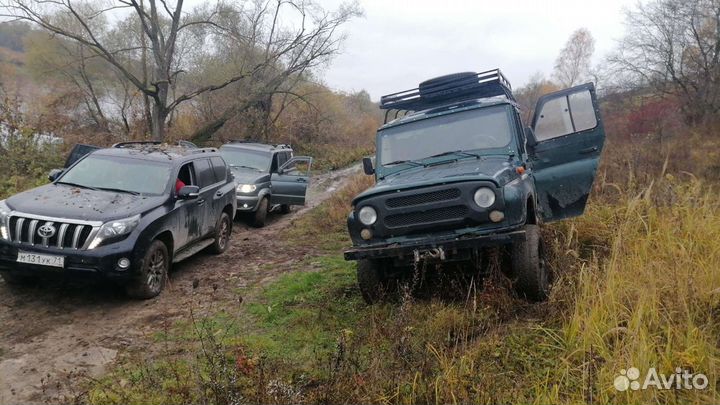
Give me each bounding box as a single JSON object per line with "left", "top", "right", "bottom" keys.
{"left": 0, "top": 164, "right": 360, "bottom": 404}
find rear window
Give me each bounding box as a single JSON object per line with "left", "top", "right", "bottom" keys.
{"left": 194, "top": 158, "right": 215, "bottom": 188}
{"left": 210, "top": 157, "right": 227, "bottom": 182}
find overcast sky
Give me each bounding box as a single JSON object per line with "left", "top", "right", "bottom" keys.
{"left": 318, "top": 0, "right": 635, "bottom": 99}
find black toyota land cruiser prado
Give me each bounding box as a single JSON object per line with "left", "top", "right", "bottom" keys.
{"left": 0, "top": 142, "right": 237, "bottom": 298}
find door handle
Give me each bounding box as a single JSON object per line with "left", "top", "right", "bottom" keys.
{"left": 197, "top": 199, "right": 206, "bottom": 205}
{"left": 216, "top": 191, "right": 223, "bottom": 197}
{"left": 579, "top": 146, "right": 598, "bottom": 154}
{"left": 296, "top": 178, "right": 307, "bottom": 182}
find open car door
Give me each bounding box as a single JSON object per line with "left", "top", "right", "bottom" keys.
{"left": 64, "top": 144, "right": 101, "bottom": 168}
{"left": 530, "top": 83, "right": 605, "bottom": 222}
{"left": 270, "top": 156, "right": 313, "bottom": 206}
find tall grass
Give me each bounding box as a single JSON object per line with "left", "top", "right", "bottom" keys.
{"left": 544, "top": 175, "right": 720, "bottom": 404}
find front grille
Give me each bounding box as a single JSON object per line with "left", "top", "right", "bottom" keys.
{"left": 8, "top": 216, "right": 96, "bottom": 249}
{"left": 386, "top": 188, "right": 461, "bottom": 208}
{"left": 385, "top": 205, "right": 468, "bottom": 228}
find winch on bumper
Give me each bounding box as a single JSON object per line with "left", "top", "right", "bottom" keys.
{"left": 344, "top": 227, "right": 526, "bottom": 262}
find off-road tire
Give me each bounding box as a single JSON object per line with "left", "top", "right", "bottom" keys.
{"left": 357, "top": 259, "right": 393, "bottom": 304}
{"left": 419, "top": 71, "right": 477, "bottom": 98}
{"left": 0, "top": 271, "right": 36, "bottom": 286}
{"left": 280, "top": 204, "right": 291, "bottom": 214}
{"left": 508, "top": 224, "right": 550, "bottom": 301}
{"left": 251, "top": 197, "right": 269, "bottom": 228}
{"left": 209, "top": 212, "right": 231, "bottom": 254}
{"left": 126, "top": 240, "right": 169, "bottom": 299}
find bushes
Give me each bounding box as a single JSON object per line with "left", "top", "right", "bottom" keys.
{"left": 0, "top": 134, "right": 63, "bottom": 200}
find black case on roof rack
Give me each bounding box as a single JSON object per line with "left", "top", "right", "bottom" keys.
{"left": 379, "top": 69, "right": 515, "bottom": 122}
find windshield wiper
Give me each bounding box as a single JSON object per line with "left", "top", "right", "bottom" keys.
{"left": 95, "top": 187, "right": 140, "bottom": 196}
{"left": 427, "top": 150, "right": 481, "bottom": 159}
{"left": 383, "top": 159, "right": 424, "bottom": 167}
{"left": 230, "top": 164, "right": 262, "bottom": 171}
{"left": 56, "top": 181, "right": 98, "bottom": 191}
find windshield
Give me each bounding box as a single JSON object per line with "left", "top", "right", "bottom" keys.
{"left": 59, "top": 155, "right": 171, "bottom": 195}
{"left": 220, "top": 147, "right": 272, "bottom": 172}
{"left": 378, "top": 105, "right": 514, "bottom": 166}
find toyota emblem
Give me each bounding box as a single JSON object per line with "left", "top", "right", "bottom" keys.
{"left": 38, "top": 223, "right": 57, "bottom": 238}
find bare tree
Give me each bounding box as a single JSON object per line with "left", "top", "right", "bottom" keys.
{"left": 515, "top": 72, "right": 559, "bottom": 124}
{"left": 609, "top": 0, "right": 720, "bottom": 124}
{"left": 0, "top": 0, "right": 360, "bottom": 141}
{"left": 553, "top": 28, "right": 595, "bottom": 87}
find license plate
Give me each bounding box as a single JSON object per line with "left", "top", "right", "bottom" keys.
{"left": 17, "top": 251, "right": 65, "bottom": 268}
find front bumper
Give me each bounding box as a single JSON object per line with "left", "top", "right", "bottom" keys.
{"left": 236, "top": 195, "right": 261, "bottom": 212}
{"left": 0, "top": 238, "right": 139, "bottom": 281}
{"left": 344, "top": 228, "right": 526, "bottom": 261}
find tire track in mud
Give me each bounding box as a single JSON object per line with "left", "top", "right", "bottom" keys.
{"left": 0, "top": 164, "right": 360, "bottom": 404}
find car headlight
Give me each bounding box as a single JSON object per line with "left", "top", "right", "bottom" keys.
{"left": 237, "top": 184, "right": 257, "bottom": 193}
{"left": 358, "top": 206, "right": 377, "bottom": 226}
{"left": 0, "top": 200, "right": 11, "bottom": 241}
{"left": 473, "top": 187, "right": 496, "bottom": 208}
{"left": 88, "top": 214, "right": 141, "bottom": 250}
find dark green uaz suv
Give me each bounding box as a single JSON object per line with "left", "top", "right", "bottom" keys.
{"left": 344, "top": 69, "right": 605, "bottom": 303}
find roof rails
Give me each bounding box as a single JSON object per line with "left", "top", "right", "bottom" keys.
{"left": 190, "top": 147, "right": 218, "bottom": 154}
{"left": 227, "top": 140, "right": 292, "bottom": 149}
{"left": 113, "top": 140, "right": 199, "bottom": 149}
{"left": 379, "top": 69, "right": 515, "bottom": 122}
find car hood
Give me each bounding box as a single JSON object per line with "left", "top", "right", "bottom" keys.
{"left": 354, "top": 156, "right": 518, "bottom": 203}
{"left": 5, "top": 184, "right": 165, "bottom": 222}
{"left": 229, "top": 167, "right": 270, "bottom": 184}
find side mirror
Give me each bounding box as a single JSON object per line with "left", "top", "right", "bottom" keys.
{"left": 177, "top": 185, "right": 200, "bottom": 200}
{"left": 525, "top": 126, "right": 538, "bottom": 148}
{"left": 48, "top": 169, "right": 64, "bottom": 182}
{"left": 362, "top": 157, "right": 375, "bottom": 175}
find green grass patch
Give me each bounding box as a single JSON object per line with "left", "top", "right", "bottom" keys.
{"left": 240, "top": 255, "right": 363, "bottom": 365}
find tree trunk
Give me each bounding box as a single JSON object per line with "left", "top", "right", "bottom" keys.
{"left": 151, "top": 75, "right": 170, "bottom": 141}
{"left": 151, "top": 102, "right": 166, "bottom": 141}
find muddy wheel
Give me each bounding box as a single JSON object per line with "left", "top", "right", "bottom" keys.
{"left": 126, "top": 240, "right": 169, "bottom": 299}
{"left": 251, "top": 197, "right": 268, "bottom": 228}
{"left": 357, "top": 259, "right": 393, "bottom": 304}
{"left": 280, "top": 204, "right": 291, "bottom": 214}
{"left": 209, "top": 212, "right": 231, "bottom": 254}
{"left": 508, "top": 224, "right": 550, "bottom": 301}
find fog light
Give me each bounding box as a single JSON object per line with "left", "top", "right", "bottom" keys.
{"left": 243, "top": 203, "right": 249, "bottom": 208}
{"left": 117, "top": 258, "right": 131, "bottom": 270}
{"left": 489, "top": 210, "right": 505, "bottom": 223}
{"left": 360, "top": 228, "right": 373, "bottom": 240}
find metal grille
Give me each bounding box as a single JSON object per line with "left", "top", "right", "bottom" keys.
{"left": 386, "top": 188, "right": 461, "bottom": 208}
{"left": 385, "top": 205, "right": 468, "bottom": 228}
{"left": 8, "top": 216, "right": 95, "bottom": 249}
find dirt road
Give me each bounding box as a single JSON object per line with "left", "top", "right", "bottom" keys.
{"left": 0, "top": 164, "right": 360, "bottom": 404}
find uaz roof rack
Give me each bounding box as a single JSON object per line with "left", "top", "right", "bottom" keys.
{"left": 379, "top": 69, "right": 515, "bottom": 122}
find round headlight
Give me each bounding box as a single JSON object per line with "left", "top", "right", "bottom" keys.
{"left": 237, "top": 184, "right": 257, "bottom": 193}
{"left": 473, "top": 187, "right": 496, "bottom": 208}
{"left": 358, "top": 206, "right": 377, "bottom": 225}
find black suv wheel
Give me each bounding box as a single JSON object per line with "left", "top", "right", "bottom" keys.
{"left": 209, "top": 212, "right": 231, "bottom": 254}
{"left": 126, "top": 240, "right": 169, "bottom": 299}
{"left": 508, "top": 224, "right": 550, "bottom": 301}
